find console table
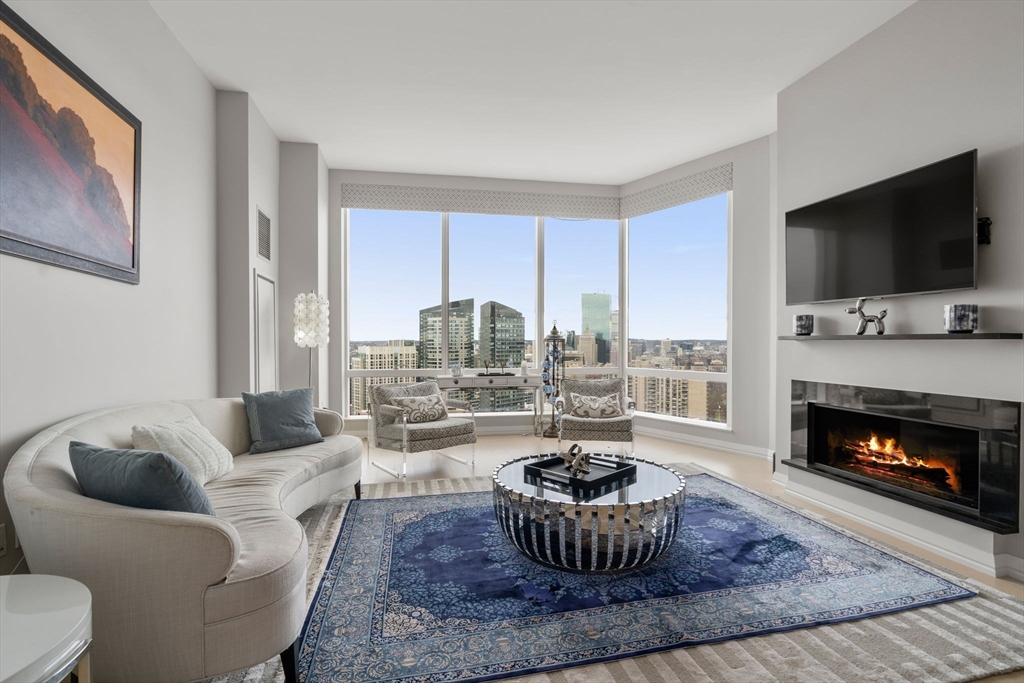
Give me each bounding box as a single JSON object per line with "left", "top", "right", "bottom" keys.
{"left": 435, "top": 374, "right": 544, "bottom": 436}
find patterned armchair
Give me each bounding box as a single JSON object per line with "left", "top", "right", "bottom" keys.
{"left": 368, "top": 380, "right": 477, "bottom": 479}
{"left": 554, "top": 377, "right": 636, "bottom": 456}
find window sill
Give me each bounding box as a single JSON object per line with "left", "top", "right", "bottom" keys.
{"left": 634, "top": 411, "right": 732, "bottom": 432}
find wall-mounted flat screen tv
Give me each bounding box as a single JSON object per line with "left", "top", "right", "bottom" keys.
{"left": 786, "top": 150, "right": 977, "bottom": 305}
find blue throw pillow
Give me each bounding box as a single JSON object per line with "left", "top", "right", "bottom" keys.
{"left": 242, "top": 387, "right": 323, "bottom": 454}
{"left": 68, "top": 442, "right": 215, "bottom": 516}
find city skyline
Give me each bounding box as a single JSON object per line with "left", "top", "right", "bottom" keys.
{"left": 348, "top": 192, "right": 727, "bottom": 342}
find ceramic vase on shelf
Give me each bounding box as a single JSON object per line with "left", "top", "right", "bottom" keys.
{"left": 793, "top": 314, "right": 814, "bottom": 336}
{"left": 943, "top": 304, "right": 978, "bottom": 334}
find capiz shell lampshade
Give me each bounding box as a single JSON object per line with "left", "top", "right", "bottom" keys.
{"left": 294, "top": 291, "right": 330, "bottom": 348}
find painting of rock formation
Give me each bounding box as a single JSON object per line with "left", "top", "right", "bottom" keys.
{"left": 0, "top": 5, "right": 140, "bottom": 283}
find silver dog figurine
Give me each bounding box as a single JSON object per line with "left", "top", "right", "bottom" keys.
{"left": 845, "top": 298, "right": 887, "bottom": 335}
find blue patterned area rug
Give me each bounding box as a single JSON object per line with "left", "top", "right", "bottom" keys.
{"left": 296, "top": 473, "right": 974, "bottom": 683}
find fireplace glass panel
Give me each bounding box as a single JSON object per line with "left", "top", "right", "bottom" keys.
{"left": 810, "top": 404, "right": 980, "bottom": 510}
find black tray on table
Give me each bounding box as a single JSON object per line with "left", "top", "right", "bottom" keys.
{"left": 523, "top": 455, "right": 637, "bottom": 499}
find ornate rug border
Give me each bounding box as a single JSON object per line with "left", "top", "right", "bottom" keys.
{"left": 295, "top": 473, "right": 977, "bottom": 683}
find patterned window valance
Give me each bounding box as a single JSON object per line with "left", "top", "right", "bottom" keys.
{"left": 339, "top": 162, "right": 732, "bottom": 220}
{"left": 339, "top": 183, "right": 620, "bottom": 220}
{"left": 619, "top": 163, "right": 733, "bottom": 219}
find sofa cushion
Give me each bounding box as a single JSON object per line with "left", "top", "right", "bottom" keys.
{"left": 377, "top": 416, "right": 475, "bottom": 442}
{"left": 392, "top": 394, "right": 448, "bottom": 423}
{"left": 132, "top": 416, "right": 234, "bottom": 485}
{"left": 568, "top": 392, "right": 624, "bottom": 418}
{"left": 369, "top": 381, "right": 440, "bottom": 427}
{"left": 242, "top": 388, "right": 323, "bottom": 454}
{"left": 69, "top": 441, "right": 215, "bottom": 516}
{"left": 561, "top": 414, "right": 634, "bottom": 432}
{"left": 180, "top": 398, "right": 252, "bottom": 455}
{"left": 201, "top": 433, "right": 361, "bottom": 624}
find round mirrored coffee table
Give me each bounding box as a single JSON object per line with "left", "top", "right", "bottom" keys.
{"left": 492, "top": 454, "right": 685, "bottom": 573}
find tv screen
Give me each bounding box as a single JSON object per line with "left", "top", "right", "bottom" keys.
{"left": 786, "top": 150, "right": 977, "bottom": 305}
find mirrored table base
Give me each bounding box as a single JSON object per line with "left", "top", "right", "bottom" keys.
{"left": 492, "top": 455, "right": 685, "bottom": 573}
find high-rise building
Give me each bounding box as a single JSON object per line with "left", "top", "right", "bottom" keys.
{"left": 479, "top": 301, "right": 527, "bottom": 411}
{"left": 578, "top": 325, "right": 598, "bottom": 366}
{"left": 687, "top": 379, "right": 709, "bottom": 421}
{"left": 479, "top": 301, "right": 525, "bottom": 367}
{"left": 581, "top": 293, "right": 611, "bottom": 364}
{"left": 420, "top": 299, "right": 475, "bottom": 404}
{"left": 660, "top": 338, "right": 672, "bottom": 356}
{"left": 610, "top": 310, "right": 620, "bottom": 365}
{"left": 349, "top": 340, "right": 418, "bottom": 414}
{"left": 419, "top": 299, "right": 474, "bottom": 369}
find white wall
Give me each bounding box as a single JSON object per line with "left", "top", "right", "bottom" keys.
{"left": 0, "top": 1, "right": 217, "bottom": 573}
{"left": 216, "top": 91, "right": 251, "bottom": 396}
{"left": 774, "top": 0, "right": 1024, "bottom": 576}
{"left": 279, "top": 142, "right": 330, "bottom": 404}
{"left": 622, "top": 137, "right": 773, "bottom": 458}
{"left": 216, "top": 92, "right": 280, "bottom": 397}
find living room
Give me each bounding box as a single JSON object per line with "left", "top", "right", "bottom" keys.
{"left": 0, "top": 1, "right": 1021, "bottom": 682}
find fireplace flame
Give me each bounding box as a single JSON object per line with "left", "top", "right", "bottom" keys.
{"left": 844, "top": 432, "right": 961, "bottom": 494}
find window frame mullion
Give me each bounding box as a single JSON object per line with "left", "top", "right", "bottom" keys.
{"left": 440, "top": 212, "right": 450, "bottom": 373}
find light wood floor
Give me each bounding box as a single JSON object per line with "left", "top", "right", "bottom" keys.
{"left": 360, "top": 431, "right": 1024, "bottom": 680}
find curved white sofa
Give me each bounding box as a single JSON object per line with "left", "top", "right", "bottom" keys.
{"left": 3, "top": 398, "right": 362, "bottom": 683}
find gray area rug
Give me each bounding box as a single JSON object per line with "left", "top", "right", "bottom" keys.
{"left": 207, "top": 464, "right": 1024, "bottom": 683}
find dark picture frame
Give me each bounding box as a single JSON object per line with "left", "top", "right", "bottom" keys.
{"left": 0, "top": 1, "right": 141, "bottom": 284}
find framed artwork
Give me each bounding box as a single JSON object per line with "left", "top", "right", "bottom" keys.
{"left": 254, "top": 271, "right": 279, "bottom": 393}
{"left": 0, "top": 1, "right": 141, "bottom": 284}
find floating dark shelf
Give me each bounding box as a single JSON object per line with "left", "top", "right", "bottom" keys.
{"left": 779, "top": 333, "right": 1022, "bottom": 341}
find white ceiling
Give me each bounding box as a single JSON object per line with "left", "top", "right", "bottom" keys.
{"left": 151, "top": 0, "right": 913, "bottom": 185}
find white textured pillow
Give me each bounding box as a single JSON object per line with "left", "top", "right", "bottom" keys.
{"left": 392, "top": 394, "right": 448, "bottom": 423}
{"left": 569, "top": 393, "right": 624, "bottom": 418}
{"left": 132, "top": 415, "right": 234, "bottom": 485}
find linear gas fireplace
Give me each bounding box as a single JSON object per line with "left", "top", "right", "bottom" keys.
{"left": 787, "top": 381, "right": 1020, "bottom": 534}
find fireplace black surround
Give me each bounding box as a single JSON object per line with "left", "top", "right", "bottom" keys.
{"left": 786, "top": 381, "right": 1020, "bottom": 534}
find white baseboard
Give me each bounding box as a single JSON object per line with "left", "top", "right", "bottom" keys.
{"left": 771, "top": 469, "right": 789, "bottom": 486}
{"left": 636, "top": 423, "right": 773, "bottom": 460}
{"left": 784, "top": 477, "right": 1009, "bottom": 578}
{"left": 994, "top": 553, "right": 1024, "bottom": 582}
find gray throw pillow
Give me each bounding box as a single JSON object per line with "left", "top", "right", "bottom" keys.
{"left": 68, "top": 441, "right": 215, "bottom": 516}
{"left": 242, "top": 387, "right": 324, "bottom": 454}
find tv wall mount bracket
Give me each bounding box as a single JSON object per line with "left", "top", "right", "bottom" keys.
{"left": 978, "top": 217, "right": 992, "bottom": 245}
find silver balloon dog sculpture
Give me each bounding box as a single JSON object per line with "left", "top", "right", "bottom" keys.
{"left": 846, "top": 298, "right": 887, "bottom": 335}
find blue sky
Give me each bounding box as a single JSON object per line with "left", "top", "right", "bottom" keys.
{"left": 348, "top": 193, "right": 727, "bottom": 342}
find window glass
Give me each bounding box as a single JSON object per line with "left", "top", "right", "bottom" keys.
{"left": 627, "top": 376, "right": 727, "bottom": 423}
{"left": 627, "top": 193, "right": 728, "bottom": 421}
{"left": 448, "top": 214, "right": 536, "bottom": 411}
{"left": 545, "top": 218, "right": 619, "bottom": 368}
{"left": 348, "top": 210, "right": 440, "bottom": 414}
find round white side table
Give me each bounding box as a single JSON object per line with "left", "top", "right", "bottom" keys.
{"left": 0, "top": 575, "right": 92, "bottom": 683}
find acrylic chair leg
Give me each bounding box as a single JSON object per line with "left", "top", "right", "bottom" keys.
{"left": 471, "top": 442, "right": 476, "bottom": 466}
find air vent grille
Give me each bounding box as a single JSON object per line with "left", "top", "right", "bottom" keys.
{"left": 257, "top": 210, "right": 271, "bottom": 261}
